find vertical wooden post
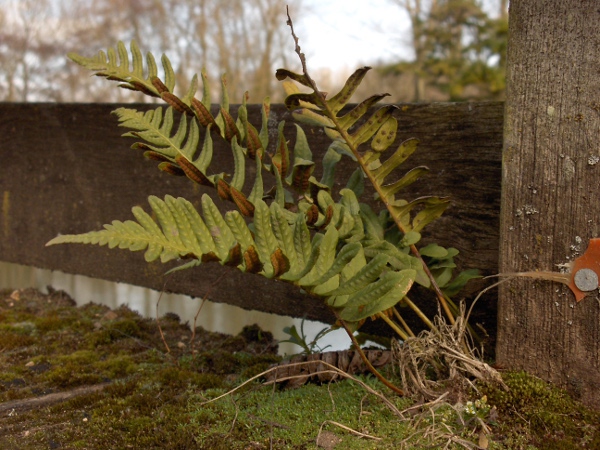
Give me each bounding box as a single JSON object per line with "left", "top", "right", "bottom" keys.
{"left": 498, "top": 1, "right": 600, "bottom": 407}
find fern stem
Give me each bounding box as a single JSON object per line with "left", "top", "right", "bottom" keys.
{"left": 410, "top": 246, "right": 455, "bottom": 324}
{"left": 334, "top": 312, "right": 404, "bottom": 396}
{"left": 376, "top": 312, "right": 409, "bottom": 340}
{"left": 401, "top": 296, "right": 435, "bottom": 330}
{"left": 392, "top": 307, "right": 416, "bottom": 337}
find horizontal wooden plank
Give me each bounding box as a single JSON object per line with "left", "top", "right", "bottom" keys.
{"left": 0, "top": 102, "right": 502, "bottom": 334}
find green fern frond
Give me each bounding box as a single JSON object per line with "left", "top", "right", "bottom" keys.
{"left": 47, "top": 188, "right": 416, "bottom": 321}
{"left": 339, "top": 269, "right": 416, "bottom": 322}
{"left": 278, "top": 67, "right": 451, "bottom": 234}
{"left": 68, "top": 40, "right": 176, "bottom": 98}
{"left": 47, "top": 196, "right": 202, "bottom": 263}
{"left": 114, "top": 106, "right": 219, "bottom": 187}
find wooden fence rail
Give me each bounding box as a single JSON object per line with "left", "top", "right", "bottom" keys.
{"left": 0, "top": 102, "right": 503, "bottom": 336}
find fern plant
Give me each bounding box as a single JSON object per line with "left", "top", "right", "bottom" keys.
{"left": 48, "top": 18, "right": 479, "bottom": 393}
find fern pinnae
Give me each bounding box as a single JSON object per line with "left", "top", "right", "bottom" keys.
{"left": 326, "top": 66, "right": 371, "bottom": 114}
{"left": 130, "top": 40, "right": 144, "bottom": 79}
{"left": 371, "top": 138, "right": 420, "bottom": 185}
{"left": 298, "top": 226, "right": 338, "bottom": 287}
{"left": 359, "top": 203, "right": 384, "bottom": 241}
{"left": 271, "top": 121, "right": 290, "bottom": 178}
{"left": 343, "top": 271, "right": 412, "bottom": 312}
{"left": 411, "top": 197, "right": 451, "bottom": 233}
{"left": 247, "top": 156, "right": 264, "bottom": 206}
{"left": 349, "top": 106, "right": 397, "bottom": 148}
{"left": 286, "top": 125, "right": 315, "bottom": 193}
{"left": 178, "top": 197, "right": 218, "bottom": 257}
{"left": 269, "top": 203, "right": 297, "bottom": 272}
{"left": 172, "top": 108, "right": 190, "bottom": 148}
{"left": 236, "top": 101, "right": 248, "bottom": 143}
{"left": 161, "top": 92, "right": 195, "bottom": 116}
{"left": 340, "top": 269, "right": 416, "bottom": 322}
{"left": 129, "top": 209, "right": 166, "bottom": 262}
{"left": 68, "top": 41, "right": 173, "bottom": 98}
{"left": 245, "top": 122, "right": 263, "bottom": 159}
{"left": 224, "top": 210, "right": 255, "bottom": 251}
{"left": 146, "top": 51, "right": 158, "bottom": 80}
{"left": 293, "top": 108, "right": 335, "bottom": 129}
{"left": 335, "top": 206, "right": 357, "bottom": 240}
{"left": 161, "top": 53, "right": 176, "bottom": 93}
{"left": 323, "top": 252, "right": 389, "bottom": 297}
{"left": 199, "top": 68, "right": 211, "bottom": 109}
{"left": 309, "top": 242, "right": 362, "bottom": 287}
{"left": 117, "top": 107, "right": 216, "bottom": 187}
{"left": 229, "top": 186, "right": 255, "bottom": 217}
{"left": 46, "top": 214, "right": 176, "bottom": 264}
{"left": 148, "top": 195, "right": 185, "bottom": 251}
{"left": 214, "top": 75, "right": 230, "bottom": 138}
{"left": 272, "top": 166, "right": 287, "bottom": 209}
{"left": 200, "top": 194, "right": 236, "bottom": 261}
{"left": 229, "top": 137, "right": 246, "bottom": 191}
{"left": 371, "top": 116, "right": 398, "bottom": 153}
{"left": 220, "top": 107, "right": 241, "bottom": 142}
{"left": 181, "top": 73, "right": 198, "bottom": 105}
{"left": 117, "top": 41, "right": 129, "bottom": 72}
{"left": 252, "top": 199, "right": 279, "bottom": 264}
{"left": 194, "top": 124, "right": 214, "bottom": 173}
{"left": 379, "top": 166, "right": 430, "bottom": 200}
{"left": 339, "top": 189, "right": 361, "bottom": 215}
{"left": 258, "top": 98, "right": 271, "bottom": 150}
{"left": 180, "top": 116, "right": 200, "bottom": 160}
{"left": 319, "top": 146, "right": 343, "bottom": 189}
{"left": 280, "top": 232, "right": 321, "bottom": 282}
{"left": 293, "top": 214, "right": 312, "bottom": 267}
{"left": 164, "top": 196, "right": 203, "bottom": 258}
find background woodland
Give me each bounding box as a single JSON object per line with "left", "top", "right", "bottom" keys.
{"left": 1, "top": 0, "right": 507, "bottom": 103}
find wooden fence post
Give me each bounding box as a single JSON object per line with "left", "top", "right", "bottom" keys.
{"left": 497, "top": 0, "right": 600, "bottom": 407}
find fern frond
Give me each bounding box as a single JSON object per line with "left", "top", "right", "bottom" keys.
{"left": 114, "top": 106, "right": 219, "bottom": 187}
{"left": 339, "top": 269, "right": 416, "bottom": 322}
{"left": 278, "top": 67, "right": 451, "bottom": 234}
{"left": 68, "top": 40, "right": 178, "bottom": 98}
{"left": 48, "top": 189, "right": 416, "bottom": 318}
{"left": 47, "top": 196, "right": 203, "bottom": 263}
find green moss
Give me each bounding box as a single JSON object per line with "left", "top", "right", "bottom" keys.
{"left": 3, "top": 289, "right": 600, "bottom": 450}
{"left": 0, "top": 330, "right": 36, "bottom": 349}
{"left": 482, "top": 371, "right": 600, "bottom": 449}
{"left": 192, "top": 378, "right": 414, "bottom": 450}
{"left": 84, "top": 318, "right": 142, "bottom": 347}
{"left": 43, "top": 350, "right": 103, "bottom": 387}
{"left": 95, "top": 354, "right": 138, "bottom": 378}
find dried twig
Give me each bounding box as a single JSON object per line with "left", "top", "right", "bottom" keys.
{"left": 317, "top": 420, "right": 382, "bottom": 442}
{"left": 190, "top": 268, "right": 231, "bottom": 348}
{"left": 155, "top": 282, "right": 170, "bottom": 353}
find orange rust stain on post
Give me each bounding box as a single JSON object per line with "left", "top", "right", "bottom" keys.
{"left": 569, "top": 238, "right": 600, "bottom": 302}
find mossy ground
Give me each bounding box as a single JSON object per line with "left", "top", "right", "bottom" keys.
{"left": 0, "top": 288, "right": 599, "bottom": 449}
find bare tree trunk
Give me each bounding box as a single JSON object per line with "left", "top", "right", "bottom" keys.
{"left": 498, "top": 0, "right": 600, "bottom": 408}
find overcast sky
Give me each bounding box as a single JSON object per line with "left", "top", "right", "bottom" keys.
{"left": 295, "top": 0, "right": 412, "bottom": 74}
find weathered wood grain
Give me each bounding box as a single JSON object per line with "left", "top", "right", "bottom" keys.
{"left": 0, "top": 102, "right": 502, "bottom": 336}
{"left": 498, "top": 1, "right": 600, "bottom": 408}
